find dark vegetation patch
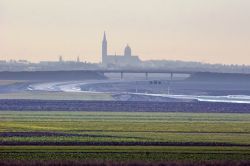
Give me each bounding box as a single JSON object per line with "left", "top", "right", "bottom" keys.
{"left": 0, "top": 100, "right": 250, "bottom": 113}
{"left": 188, "top": 72, "right": 250, "bottom": 82}
{"left": 0, "top": 71, "right": 106, "bottom": 81}
{"left": 1, "top": 141, "right": 249, "bottom": 146}
{"left": 0, "top": 160, "right": 249, "bottom": 166}
{"left": 70, "top": 130, "right": 250, "bottom": 134}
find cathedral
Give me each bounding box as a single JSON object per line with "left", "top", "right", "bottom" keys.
{"left": 102, "top": 32, "right": 141, "bottom": 66}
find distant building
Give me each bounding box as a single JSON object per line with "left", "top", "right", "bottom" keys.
{"left": 102, "top": 32, "right": 141, "bottom": 66}
{"left": 59, "top": 55, "right": 63, "bottom": 62}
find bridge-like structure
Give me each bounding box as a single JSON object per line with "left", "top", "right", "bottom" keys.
{"left": 94, "top": 69, "right": 196, "bottom": 80}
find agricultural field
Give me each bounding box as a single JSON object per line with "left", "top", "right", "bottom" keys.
{"left": 0, "top": 111, "right": 250, "bottom": 162}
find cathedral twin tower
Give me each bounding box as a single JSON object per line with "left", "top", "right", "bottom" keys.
{"left": 101, "top": 32, "right": 140, "bottom": 66}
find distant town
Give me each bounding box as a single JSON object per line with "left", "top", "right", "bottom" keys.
{"left": 1, "top": 32, "right": 250, "bottom": 74}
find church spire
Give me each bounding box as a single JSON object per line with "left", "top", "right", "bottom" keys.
{"left": 103, "top": 31, "right": 107, "bottom": 42}
{"left": 102, "top": 31, "right": 108, "bottom": 64}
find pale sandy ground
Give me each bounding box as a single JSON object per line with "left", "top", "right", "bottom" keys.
{"left": 0, "top": 80, "right": 25, "bottom": 86}
{"left": 0, "top": 91, "right": 113, "bottom": 101}
{"left": 0, "top": 80, "right": 113, "bottom": 101}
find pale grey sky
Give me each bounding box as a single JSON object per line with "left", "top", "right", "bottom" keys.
{"left": 1, "top": 0, "right": 250, "bottom": 64}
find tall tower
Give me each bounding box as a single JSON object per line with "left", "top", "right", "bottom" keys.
{"left": 102, "top": 32, "right": 107, "bottom": 64}
{"left": 59, "top": 55, "right": 63, "bottom": 63}
{"left": 124, "top": 44, "right": 132, "bottom": 57}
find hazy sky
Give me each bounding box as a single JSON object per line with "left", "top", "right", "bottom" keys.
{"left": 1, "top": 0, "right": 250, "bottom": 64}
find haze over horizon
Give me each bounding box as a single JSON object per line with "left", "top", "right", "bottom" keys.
{"left": 1, "top": 0, "right": 250, "bottom": 65}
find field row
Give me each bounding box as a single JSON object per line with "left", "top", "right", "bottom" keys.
{"left": 1, "top": 146, "right": 250, "bottom": 161}
{"left": 1, "top": 111, "right": 250, "bottom": 161}
{"left": 1, "top": 111, "right": 250, "bottom": 145}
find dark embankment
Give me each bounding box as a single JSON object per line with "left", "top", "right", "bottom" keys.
{"left": 0, "top": 100, "right": 250, "bottom": 113}
{"left": 188, "top": 72, "right": 250, "bottom": 82}
{"left": 0, "top": 70, "right": 106, "bottom": 81}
